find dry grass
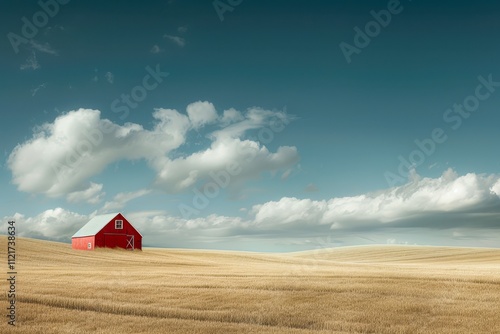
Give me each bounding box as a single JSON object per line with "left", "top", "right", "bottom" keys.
{"left": 1, "top": 237, "right": 499, "bottom": 333}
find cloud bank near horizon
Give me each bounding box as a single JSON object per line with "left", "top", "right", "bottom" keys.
{"left": 3, "top": 169, "right": 500, "bottom": 250}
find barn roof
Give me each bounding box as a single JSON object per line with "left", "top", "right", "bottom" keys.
{"left": 72, "top": 213, "right": 120, "bottom": 238}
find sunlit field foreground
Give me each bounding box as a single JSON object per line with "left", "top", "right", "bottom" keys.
{"left": 1, "top": 237, "right": 500, "bottom": 333}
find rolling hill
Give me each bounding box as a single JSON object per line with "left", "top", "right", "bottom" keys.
{"left": 1, "top": 237, "right": 499, "bottom": 333}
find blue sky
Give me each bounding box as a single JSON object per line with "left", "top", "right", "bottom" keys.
{"left": 1, "top": 0, "right": 500, "bottom": 251}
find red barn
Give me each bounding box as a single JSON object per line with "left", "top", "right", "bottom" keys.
{"left": 72, "top": 213, "right": 142, "bottom": 250}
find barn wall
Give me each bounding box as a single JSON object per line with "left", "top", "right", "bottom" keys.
{"left": 72, "top": 236, "right": 95, "bottom": 250}
{"left": 95, "top": 214, "right": 142, "bottom": 250}
{"left": 103, "top": 234, "right": 128, "bottom": 249}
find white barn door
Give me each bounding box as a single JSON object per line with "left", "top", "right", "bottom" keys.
{"left": 126, "top": 235, "right": 134, "bottom": 250}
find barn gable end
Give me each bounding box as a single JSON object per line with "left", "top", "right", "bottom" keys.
{"left": 71, "top": 213, "right": 142, "bottom": 251}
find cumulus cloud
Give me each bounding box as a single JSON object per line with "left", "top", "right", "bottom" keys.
{"left": 250, "top": 169, "right": 500, "bottom": 230}
{"left": 211, "top": 107, "right": 290, "bottom": 141}
{"left": 67, "top": 182, "right": 105, "bottom": 204}
{"left": 100, "top": 189, "right": 151, "bottom": 213}
{"left": 253, "top": 197, "right": 327, "bottom": 227}
{"left": 1, "top": 209, "right": 88, "bottom": 241}
{"left": 8, "top": 103, "right": 298, "bottom": 199}
{"left": 153, "top": 106, "right": 299, "bottom": 193}
{"left": 4, "top": 169, "right": 500, "bottom": 249}
{"left": 186, "top": 101, "right": 218, "bottom": 129}
{"left": 491, "top": 179, "right": 500, "bottom": 196}
{"left": 220, "top": 108, "right": 244, "bottom": 126}
{"left": 7, "top": 108, "right": 189, "bottom": 197}
{"left": 154, "top": 139, "right": 298, "bottom": 193}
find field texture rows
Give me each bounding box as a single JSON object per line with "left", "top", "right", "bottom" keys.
{"left": 1, "top": 237, "right": 499, "bottom": 333}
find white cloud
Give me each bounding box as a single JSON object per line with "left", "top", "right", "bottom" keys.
{"left": 220, "top": 108, "right": 244, "bottom": 126}
{"left": 253, "top": 197, "right": 327, "bottom": 226}
{"left": 67, "top": 183, "right": 105, "bottom": 204}
{"left": 7, "top": 108, "right": 188, "bottom": 197}
{"left": 1, "top": 209, "right": 88, "bottom": 241}
{"left": 177, "top": 26, "right": 188, "bottom": 33}
{"left": 105, "top": 72, "right": 114, "bottom": 84}
{"left": 100, "top": 189, "right": 151, "bottom": 213}
{"left": 8, "top": 103, "right": 299, "bottom": 198}
{"left": 164, "top": 34, "right": 185, "bottom": 47}
{"left": 154, "top": 139, "right": 299, "bottom": 193}
{"left": 491, "top": 179, "right": 500, "bottom": 196}
{"left": 186, "top": 101, "right": 218, "bottom": 129}
{"left": 12, "top": 104, "right": 499, "bottom": 238}
{"left": 122, "top": 211, "right": 250, "bottom": 238}
{"left": 20, "top": 52, "right": 40, "bottom": 70}
{"left": 211, "top": 107, "right": 290, "bottom": 141}
{"left": 250, "top": 169, "right": 500, "bottom": 229}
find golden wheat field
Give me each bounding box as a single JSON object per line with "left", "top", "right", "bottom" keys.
{"left": 1, "top": 237, "right": 500, "bottom": 334}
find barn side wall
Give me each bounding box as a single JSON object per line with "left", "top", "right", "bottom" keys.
{"left": 72, "top": 236, "right": 95, "bottom": 250}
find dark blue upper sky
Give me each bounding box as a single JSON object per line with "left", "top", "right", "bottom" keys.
{"left": 1, "top": 0, "right": 500, "bottom": 250}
